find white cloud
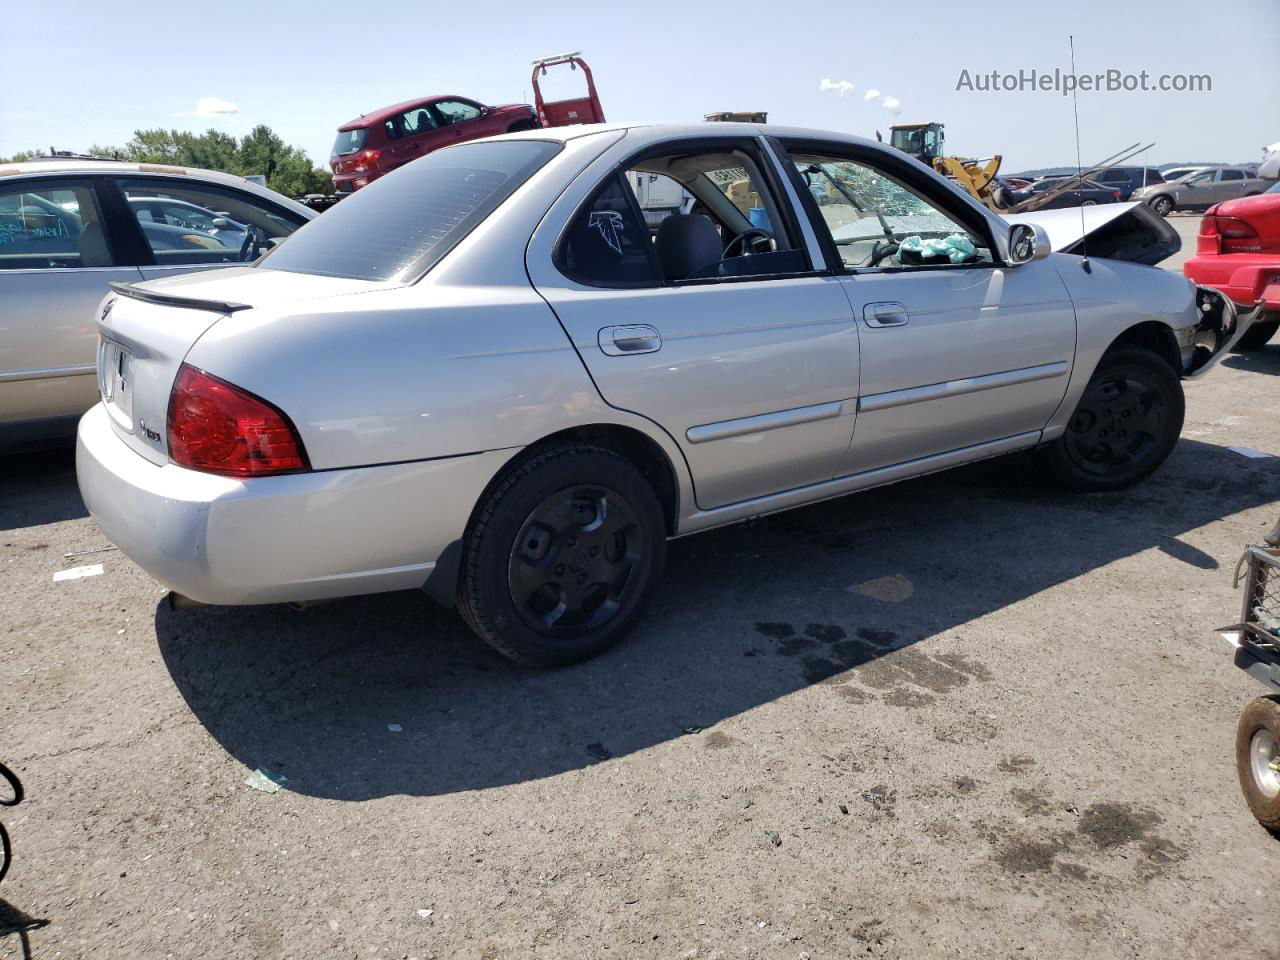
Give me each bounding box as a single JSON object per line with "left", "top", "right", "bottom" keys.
{"left": 863, "top": 88, "right": 881, "bottom": 101}
{"left": 819, "top": 78, "right": 855, "bottom": 97}
{"left": 177, "top": 96, "right": 241, "bottom": 121}
{"left": 881, "top": 95, "right": 901, "bottom": 114}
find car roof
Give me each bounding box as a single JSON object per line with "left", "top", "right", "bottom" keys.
{"left": 0, "top": 158, "right": 314, "bottom": 218}
{"left": 339, "top": 95, "right": 480, "bottom": 129}
{"left": 475, "top": 121, "right": 897, "bottom": 149}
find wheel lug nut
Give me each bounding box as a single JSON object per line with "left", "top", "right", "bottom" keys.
{"left": 554, "top": 564, "right": 565, "bottom": 575}
{"left": 577, "top": 573, "right": 587, "bottom": 584}
{"left": 567, "top": 537, "right": 576, "bottom": 547}
{"left": 589, "top": 546, "right": 600, "bottom": 557}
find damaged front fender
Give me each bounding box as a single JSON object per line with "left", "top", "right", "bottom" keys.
{"left": 1182, "top": 286, "right": 1258, "bottom": 379}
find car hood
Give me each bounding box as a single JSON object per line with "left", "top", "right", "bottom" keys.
{"left": 1004, "top": 201, "right": 1181, "bottom": 266}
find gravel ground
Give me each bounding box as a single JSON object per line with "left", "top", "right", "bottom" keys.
{"left": 2, "top": 307, "right": 1278, "bottom": 959}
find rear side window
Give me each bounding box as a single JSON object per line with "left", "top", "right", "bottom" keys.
{"left": 0, "top": 181, "right": 113, "bottom": 270}
{"left": 1220, "top": 169, "right": 1245, "bottom": 181}
{"left": 261, "top": 139, "right": 561, "bottom": 282}
{"left": 332, "top": 128, "right": 368, "bottom": 157}
{"left": 116, "top": 179, "right": 305, "bottom": 267}
{"left": 560, "top": 174, "right": 659, "bottom": 286}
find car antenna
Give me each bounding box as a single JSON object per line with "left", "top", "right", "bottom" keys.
{"left": 1069, "top": 35, "right": 1091, "bottom": 274}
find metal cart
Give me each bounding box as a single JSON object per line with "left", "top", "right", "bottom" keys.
{"left": 1221, "top": 517, "right": 1280, "bottom": 832}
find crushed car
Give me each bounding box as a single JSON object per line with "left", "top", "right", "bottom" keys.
{"left": 77, "top": 122, "right": 1256, "bottom": 666}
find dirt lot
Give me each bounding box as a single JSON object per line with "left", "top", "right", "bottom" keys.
{"left": 3, "top": 333, "right": 1279, "bottom": 958}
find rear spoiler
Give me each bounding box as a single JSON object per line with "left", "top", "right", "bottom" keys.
{"left": 109, "top": 281, "right": 251, "bottom": 314}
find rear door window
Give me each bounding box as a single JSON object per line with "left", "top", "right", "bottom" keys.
{"left": 116, "top": 179, "right": 306, "bottom": 266}
{"left": 560, "top": 174, "right": 659, "bottom": 286}
{"left": 0, "top": 181, "right": 114, "bottom": 270}
{"left": 1219, "top": 169, "right": 1245, "bottom": 181}
{"left": 386, "top": 105, "right": 439, "bottom": 140}
{"left": 260, "top": 139, "right": 561, "bottom": 282}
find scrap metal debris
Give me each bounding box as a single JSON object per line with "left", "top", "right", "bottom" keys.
{"left": 53, "top": 564, "right": 103, "bottom": 582}
{"left": 244, "top": 768, "right": 288, "bottom": 793}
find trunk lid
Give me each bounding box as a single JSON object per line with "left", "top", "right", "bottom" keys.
{"left": 96, "top": 267, "right": 386, "bottom": 465}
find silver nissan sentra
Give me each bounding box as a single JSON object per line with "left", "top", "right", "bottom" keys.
{"left": 76, "top": 122, "right": 1252, "bottom": 666}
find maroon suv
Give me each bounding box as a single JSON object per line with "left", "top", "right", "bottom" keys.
{"left": 330, "top": 96, "right": 539, "bottom": 193}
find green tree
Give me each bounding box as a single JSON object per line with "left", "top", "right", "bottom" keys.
{"left": 0, "top": 148, "right": 48, "bottom": 163}
{"left": 4, "top": 126, "right": 333, "bottom": 196}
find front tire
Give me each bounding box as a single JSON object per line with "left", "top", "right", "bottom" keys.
{"left": 458, "top": 444, "right": 666, "bottom": 666}
{"left": 1236, "top": 696, "right": 1280, "bottom": 833}
{"left": 1036, "top": 347, "right": 1185, "bottom": 491}
{"left": 1233, "top": 317, "right": 1279, "bottom": 352}
{"left": 1151, "top": 195, "right": 1174, "bottom": 217}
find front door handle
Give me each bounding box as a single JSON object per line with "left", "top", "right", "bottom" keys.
{"left": 599, "top": 324, "right": 662, "bottom": 356}
{"left": 863, "top": 301, "right": 909, "bottom": 328}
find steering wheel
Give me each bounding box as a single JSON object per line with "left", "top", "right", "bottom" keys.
{"left": 723, "top": 227, "right": 772, "bottom": 259}
{"left": 866, "top": 239, "right": 900, "bottom": 268}
{"left": 237, "top": 229, "right": 260, "bottom": 263}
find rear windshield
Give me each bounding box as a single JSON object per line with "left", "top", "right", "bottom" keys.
{"left": 262, "top": 139, "right": 561, "bottom": 282}
{"left": 331, "top": 128, "right": 369, "bottom": 157}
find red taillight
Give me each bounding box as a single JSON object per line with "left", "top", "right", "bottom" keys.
{"left": 1199, "top": 213, "right": 1261, "bottom": 254}
{"left": 352, "top": 148, "right": 381, "bottom": 173}
{"left": 167, "top": 364, "right": 309, "bottom": 477}
{"left": 1112, "top": 190, "right": 1121, "bottom": 201}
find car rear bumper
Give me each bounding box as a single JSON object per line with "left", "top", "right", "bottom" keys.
{"left": 1184, "top": 254, "right": 1280, "bottom": 312}
{"left": 75, "top": 403, "right": 509, "bottom": 605}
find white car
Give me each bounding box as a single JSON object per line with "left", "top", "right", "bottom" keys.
{"left": 76, "top": 123, "right": 1249, "bottom": 666}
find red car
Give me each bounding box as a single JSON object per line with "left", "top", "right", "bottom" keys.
{"left": 1184, "top": 187, "right": 1280, "bottom": 350}
{"left": 330, "top": 96, "right": 539, "bottom": 193}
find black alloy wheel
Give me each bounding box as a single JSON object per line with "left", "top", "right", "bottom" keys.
{"left": 508, "top": 485, "right": 647, "bottom": 636}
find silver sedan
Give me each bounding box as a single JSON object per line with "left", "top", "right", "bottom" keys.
{"left": 76, "top": 123, "right": 1252, "bottom": 666}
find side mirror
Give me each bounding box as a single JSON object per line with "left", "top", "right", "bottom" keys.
{"left": 1008, "top": 222, "right": 1051, "bottom": 265}
{"left": 211, "top": 217, "right": 232, "bottom": 228}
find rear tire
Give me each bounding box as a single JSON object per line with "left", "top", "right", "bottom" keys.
{"left": 1233, "top": 317, "right": 1279, "bottom": 352}
{"left": 1036, "top": 347, "right": 1184, "bottom": 491}
{"left": 1151, "top": 195, "right": 1174, "bottom": 217}
{"left": 507, "top": 119, "right": 538, "bottom": 133}
{"left": 1236, "top": 696, "right": 1280, "bottom": 833}
{"left": 458, "top": 443, "right": 666, "bottom": 667}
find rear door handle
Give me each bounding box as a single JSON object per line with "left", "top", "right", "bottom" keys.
{"left": 863, "top": 301, "right": 909, "bottom": 328}
{"left": 599, "top": 324, "right": 662, "bottom": 356}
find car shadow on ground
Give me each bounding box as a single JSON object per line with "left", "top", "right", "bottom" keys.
{"left": 149, "top": 437, "right": 1280, "bottom": 801}
{"left": 1221, "top": 343, "right": 1280, "bottom": 376}
{"left": 0, "top": 446, "right": 85, "bottom": 531}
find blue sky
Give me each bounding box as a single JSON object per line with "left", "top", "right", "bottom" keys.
{"left": 2, "top": 0, "right": 1277, "bottom": 173}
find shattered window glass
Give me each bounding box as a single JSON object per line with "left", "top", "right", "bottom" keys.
{"left": 791, "top": 155, "right": 991, "bottom": 270}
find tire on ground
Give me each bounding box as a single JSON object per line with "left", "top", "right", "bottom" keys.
{"left": 1235, "top": 695, "right": 1280, "bottom": 833}
{"left": 458, "top": 443, "right": 666, "bottom": 667}
{"left": 1036, "top": 346, "right": 1185, "bottom": 491}
{"left": 1233, "top": 317, "right": 1279, "bottom": 352}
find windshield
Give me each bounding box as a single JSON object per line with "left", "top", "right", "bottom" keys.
{"left": 261, "top": 139, "right": 561, "bottom": 282}
{"left": 331, "top": 128, "right": 369, "bottom": 157}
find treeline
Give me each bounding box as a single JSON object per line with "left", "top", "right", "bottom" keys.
{"left": 2, "top": 126, "right": 332, "bottom": 197}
